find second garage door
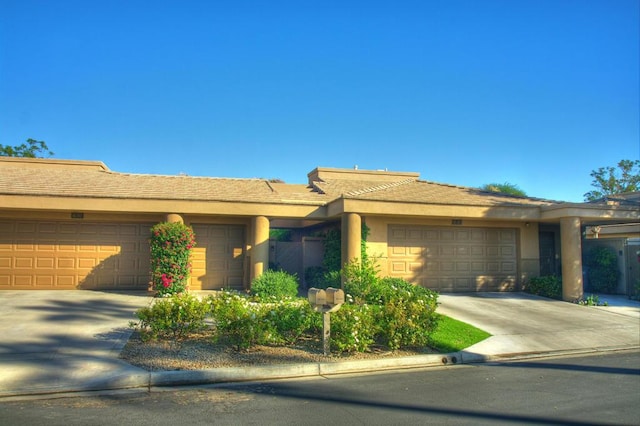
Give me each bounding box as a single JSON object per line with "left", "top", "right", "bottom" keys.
{"left": 190, "top": 224, "right": 246, "bottom": 290}
{"left": 388, "top": 225, "right": 518, "bottom": 292}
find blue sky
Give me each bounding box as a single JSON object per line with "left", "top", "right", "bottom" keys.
{"left": 1, "top": 0, "right": 638, "bottom": 202}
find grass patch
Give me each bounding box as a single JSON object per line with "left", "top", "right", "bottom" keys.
{"left": 430, "top": 314, "right": 491, "bottom": 353}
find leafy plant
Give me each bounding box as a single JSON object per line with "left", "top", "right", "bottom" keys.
{"left": 338, "top": 257, "right": 440, "bottom": 352}
{"left": 584, "top": 246, "right": 620, "bottom": 294}
{"left": 0, "top": 138, "right": 54, "bottom": 158}
{"left": 209, "top": 291, "right": 269, "bottom": 351}
{"left": 576, "top": 294, "right": 608, "bottom": 306}
{"left": 131, "top": 293, "right": 210, "bottom": 341}
{"left": 250, "top": 270, "right": 299, "bottom": 301}
{"left": 263, "top": 300, "right": 317, "bottom": 345}
{"left": 150, "top": 222, "right": 196, "bottom": 295}
{"left": 322, "top": 228, "right": 342, "bottom": 272}
{"left": 329, "top": 303, "right": 377, "bottom": 353}
{"left": 524, "top": 276, "right": 562, "bottom": 300}
{"left": 584, "top": 159, "right": 639, "bottom": 201}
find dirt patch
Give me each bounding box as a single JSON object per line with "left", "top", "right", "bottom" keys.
{"left": 120, "top": 332, "right": 436, "bottom": 371}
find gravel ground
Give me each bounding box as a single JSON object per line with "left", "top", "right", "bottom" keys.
{"left": 120, "top": 332, "right": 435, "bottom": 372}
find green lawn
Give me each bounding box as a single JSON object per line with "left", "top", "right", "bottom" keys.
{"left": 430, "top": 314, "right": 491, "bottom": 353}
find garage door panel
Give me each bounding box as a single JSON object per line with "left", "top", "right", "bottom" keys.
{"left": 191, "top": 224, "right": 246, "bottom": 290}
{"left": 389, "top": 225, "right": 517, "bottom": 292}
{"left": 0, "top": 220, "right": 153, "bottom": 290}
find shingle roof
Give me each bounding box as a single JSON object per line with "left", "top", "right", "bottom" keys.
{"left": 0, "top": 157, "right": 558, "bottom": 208}
{"left": 0, "top": 158, "right": 327, "bottom": 205}
{"left": 312, "top": 177, "right": 557, "bottom": 207}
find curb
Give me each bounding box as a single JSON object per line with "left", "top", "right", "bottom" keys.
{"left": 2, "top": 345, "right": 639, "bottom": 401}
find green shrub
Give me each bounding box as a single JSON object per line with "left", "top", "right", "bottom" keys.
{"left": 374, "top": 279, "right": 439, "bottom": 350}
{"left": 342, "top": 256, "right": 381, "bottom": 304}
{"left": 132, "top": 293, "right": 210, "bottom": 341}
{"left": 304, "top": 267, "right": 341, "bottom": 290}
{"left": 209, "top": 291, "right": 269, "bottom": 351}
{"left": 322, "top": 228, "right": 342, "bottom": 272}
{"left": 250, "top": 270, "right": 299, "bottom": 301}
{"left": 339, "top": 258, "right": 440, "bottom": 352}
{"left": 329, "top": 303, "right": 377, "bottom": 353}
{"left": 524, "top": 276, "right": 562, "bottom": 299}
{"left": 263, "top": 300, "right": 316, "bottom": 345}
{"left": 585, "top": 246, "right": 620, "bottom": 293}
{"left": 304, "top": 266, "right": 327, "bottom": 288}
{"left": 150, "top": 222, "right": 196, "bottom": 295}
{"left": 210, "top": 291, "right": 317, "bottom": 350}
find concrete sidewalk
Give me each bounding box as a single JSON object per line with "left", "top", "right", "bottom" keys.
{"left": 1, "top": 290, "right": 638, "bottom": 399}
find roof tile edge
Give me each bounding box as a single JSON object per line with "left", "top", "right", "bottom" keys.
{"left": 0, "top": 156, "right": 110, "bottom": 171}
{"left": 307, "top": 167, "right": 420, "bottom": 184}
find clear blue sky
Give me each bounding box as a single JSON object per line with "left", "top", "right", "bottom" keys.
{"left": 1, "top": 0, "right": 638, "bottom": 202}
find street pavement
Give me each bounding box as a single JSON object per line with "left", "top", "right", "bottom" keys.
{"left": 0, "top": 290, "right": 638, "bottom": 399}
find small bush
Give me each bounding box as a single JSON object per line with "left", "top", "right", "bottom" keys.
{"left": 585, "top": 246, "right": 620, "bottom": 294}
{"left": 524, "top": 276, "right": 562, "bottom": 299}
{"left": 132, "top": 293, "right": 210, "bottom": 341}
{"left": 304, "top": 266, "right": 327, "bottom": 288}
{"left": 263, "top": 300, "right": 316, "bottom": 345}
{"left": 339, "top": 258, "right": 440, "bottom": 352}
{"left": 210, "top": 291, "right": 317, "bottom": 350}
{"left": 150, "top": 222, "right": 196, "bottom": 296}
{"left": 209, "top": 291, "right": 269, "bottom": 351}
{"left": 250, "top": 270, "right": 299, "bottom": 301}
{"left": 375, "top": 280, "right": 439, "bottom": 350}
{"left": 329, "top": 304, "right": 377, "bottom": 353}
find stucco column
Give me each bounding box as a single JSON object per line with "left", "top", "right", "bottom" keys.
{"left": 341, "top": 213, "right": 362, "bottom": 269}
{"left": 251, "top": 216, "right": 270, "bottom": 283}
{"left": 165, "top": 213, "right": 184, "bottom": 224}
{"left": 560, "top": 217, "right": 583, "bottom": 301}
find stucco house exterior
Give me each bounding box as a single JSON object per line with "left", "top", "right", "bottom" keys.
{"left": 1, "top": 157, "right": 638, "bottom": 301}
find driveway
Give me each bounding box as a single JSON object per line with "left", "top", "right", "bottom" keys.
{"left": 0, "top": 290, "right": 153, "bottom": 396}
{"left": 437, "top": 292, "right": 640, "bottom": 358}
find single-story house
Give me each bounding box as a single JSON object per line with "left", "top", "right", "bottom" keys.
{"left": 1, "top": 157, "right": 638, "bottom": 301}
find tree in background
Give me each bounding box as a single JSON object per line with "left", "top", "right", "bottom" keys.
{"left": 584, "top": 159, "right": 640, "bottom": 201}
{"left": 0, "top": 139, "right": 54, "bottom": 158}
{"left": 480, "top": 182, "right": 527, "bottom": 197}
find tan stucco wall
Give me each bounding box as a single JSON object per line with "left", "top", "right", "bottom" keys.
{"left": 364, "top": 216, "right": 540, "bottom": 286}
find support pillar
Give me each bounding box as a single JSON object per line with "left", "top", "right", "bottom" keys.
{"left": 341, "top": 213, "right": 362, "bottom": 269}
{"left": 251, "top": 216, "right": 270, "bottom": 283}
{"left": 165, "top": 213, "right": 184, "bottom": 224}
{"left": 560, "top": 217, "right": 583, "bottom": 301}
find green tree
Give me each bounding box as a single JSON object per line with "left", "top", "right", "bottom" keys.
{"left": 480, "top": 182, "right": 527, "bottom": 197}
{"left": 584, "top": 159, "right": 640, "bottom": 201}
{"left": 0, "top": 139, "right": 54, "bottom": 158}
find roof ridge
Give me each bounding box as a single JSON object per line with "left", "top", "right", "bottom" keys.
{"left": 109, "top": 170, "right": 266, "bottom": 181}
{"left": 345, "top": 177, "right": 415, "bottom": 197}
{"left": 417, "top": 179, "right": 562, "bottom": 203}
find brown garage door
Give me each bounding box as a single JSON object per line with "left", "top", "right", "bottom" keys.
{"left": 190, "top": 224, "right": 245, "bottom": 290}
{"left": 0, "top": 220, "right": 153, "bottom": 290}
{"left": 388, "top": 225, "right": 517, "bottom": 292}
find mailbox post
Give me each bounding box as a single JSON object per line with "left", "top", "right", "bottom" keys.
{"left": 308, "top": 287, "right": 345, "bottom": 356}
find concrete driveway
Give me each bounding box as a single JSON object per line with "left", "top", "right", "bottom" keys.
{"left": 437, "top": 292, "right": 640, "bottom": 358}
{"left": 0, "top": 290, "right": 153, "bottom": 397}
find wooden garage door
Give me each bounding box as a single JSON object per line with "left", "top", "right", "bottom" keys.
{"left": 0, "top": 220, "right": 152, "bottom": 290}
{"left": 190, "top": 224, "right": 245, "bottom": 290}
{"left": 388, "top": 225, "right": 517, "bottom": 292}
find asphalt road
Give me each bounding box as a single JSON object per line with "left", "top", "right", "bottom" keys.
{"left": 1, "top": 350, "right": 639, "bottom": 426}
